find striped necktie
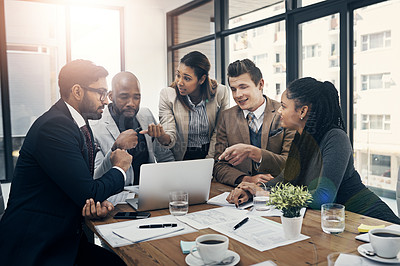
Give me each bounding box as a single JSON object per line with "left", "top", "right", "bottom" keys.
{"left": 80, "top": 125, "right": 94, "bottom": 176}
{"left": 247, "top": 112, "right": 258, "bottom": 133}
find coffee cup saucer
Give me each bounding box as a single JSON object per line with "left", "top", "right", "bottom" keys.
{"left": 358, "top": 243, "right": 400, "bottom": 264}
{"left": 185, "top": 250, "right": 240, "bottom": 266}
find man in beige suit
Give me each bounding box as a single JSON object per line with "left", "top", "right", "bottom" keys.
{"left": 214, "top": 59, "right": 294, "bottom": 187}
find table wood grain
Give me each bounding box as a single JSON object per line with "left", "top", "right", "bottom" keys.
{"left": 86, "top": 182, "right": 392, "bottom": 265}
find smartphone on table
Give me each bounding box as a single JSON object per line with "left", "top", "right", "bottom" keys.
{"left": 113, "top": 212, "right": 151, "bottom": 219}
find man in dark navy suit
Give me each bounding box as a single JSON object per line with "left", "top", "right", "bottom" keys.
{"left": 0, "top": 60, "right": 132, "bottom": 265}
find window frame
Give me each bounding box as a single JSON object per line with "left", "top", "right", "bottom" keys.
{"left": 0, "top": 0, "right": 125, "bottom": 182}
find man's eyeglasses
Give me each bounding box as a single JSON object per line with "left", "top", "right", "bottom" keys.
{"left": 81, "top": 85, "right": 108, "bottom": 101}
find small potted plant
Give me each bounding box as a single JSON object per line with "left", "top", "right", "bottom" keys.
{"left": 268, "top": 183, "right": 313, "bottom": 239}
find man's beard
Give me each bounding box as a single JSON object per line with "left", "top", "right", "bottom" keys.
{"left": 80, "top": 95, "right": 102, "bottom": 120}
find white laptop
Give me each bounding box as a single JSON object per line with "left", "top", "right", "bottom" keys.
{"left": 126, "top": 158, "right": 214, "bottom": 211}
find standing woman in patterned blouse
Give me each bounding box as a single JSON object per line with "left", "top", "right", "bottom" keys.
{"left": 157, "top": 51, "right": 229, "bottom": 160}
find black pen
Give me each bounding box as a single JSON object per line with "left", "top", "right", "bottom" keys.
{"left": 134, "top": 127, "right": 142, "bottom": 134}
{"left": 138, "top": 223, "right": 177, "bottom": 229}
{"left": 233, "top": 217, "right": 249, "bottom": 230}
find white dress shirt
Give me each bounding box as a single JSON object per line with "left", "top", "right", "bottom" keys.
{"left": 64, "top": 101, "right": 126, "bottom": 181}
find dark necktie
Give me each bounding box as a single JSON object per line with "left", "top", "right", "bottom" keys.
{"left": 81, "top": 125, "right": 94, "bottom": 176}
{"left": 247, "top": 112, "right": 258, "bottom": 133}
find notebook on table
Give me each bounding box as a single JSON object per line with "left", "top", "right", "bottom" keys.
{"left": 126, "top": 158, "right": 214, "bottom": 211}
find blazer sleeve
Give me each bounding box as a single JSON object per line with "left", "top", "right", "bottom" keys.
{"left": 207, "top": 85, "right": 230, "bottom": 159}
{"left": 33, "top": 116, "right": 124, "bottom": 207}
{"left": 93, "top": 148, "right": 112, "bottom": 180}
{"left": 159, "top": 87, "right": 178, "bottom": 149}
{"left": 258, "top": 128, "right": 295, "bottom": 177}
{"left": 213, "top": 110, "right": 248, "bottom": 186}
{"left": 145, "top": 108, "right": 175, "bottom": 162}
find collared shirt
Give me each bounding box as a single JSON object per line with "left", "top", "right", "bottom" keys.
{"left": 186, "top": 96, "right": 210, "bottom": 148}
{"left": 242, "top": 98, "right": 266, "bottom": 165}
{"left": 242, "top": 98, "right": 266, "bottom": 132}
{"left": 64, "top": 101, "right": 126, "bottom": 181}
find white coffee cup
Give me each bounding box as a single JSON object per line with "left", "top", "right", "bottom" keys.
{"left": 369, "top": 228, "right": 400, "bottom": 258}
{"left": 190, "top": 234, "right": 229, "bottom": 264}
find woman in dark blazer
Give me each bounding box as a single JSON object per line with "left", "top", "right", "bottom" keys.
{"left": 227, "top": 77, "right": 400, "bottom": 224}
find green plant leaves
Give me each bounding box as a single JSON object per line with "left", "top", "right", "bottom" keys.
{"left": 268, "top": 183, "right": 313, "bottom": 218}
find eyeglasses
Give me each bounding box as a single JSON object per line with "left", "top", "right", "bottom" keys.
{"left": 81, "top": 85, "right": 108, "bottom": 101}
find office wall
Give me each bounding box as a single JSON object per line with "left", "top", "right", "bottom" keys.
{"left": 122, "top": 0, "right": 190, "bottom": 118}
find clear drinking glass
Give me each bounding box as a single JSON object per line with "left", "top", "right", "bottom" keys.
{"left": 321, "top": 203, "right": 345, "bottom": 234}
{"left": 169, "top": 191, "right": 188, "bottom": 216}
{"left": 253, "top": 190, "right": 270, "bottom": 211}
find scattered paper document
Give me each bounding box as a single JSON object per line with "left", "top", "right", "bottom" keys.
{"left": 356, "top": 224, "right": 400, "bottom": 242}
{"left": 335, "top": 253, "right": 382, "bottom": 266}
{"left": 210, "top": 216, "right": 309, "bottom": 252}
{"left": 251, "top": 261, "right": 278, "bottom": 266}
{"left": 176, "top": 206, "right": 248, "bottom": 230}
{"left": 124, "top": 185, "right": 139, "bottom": 194}
{"left": 207, "top": 192, "right": 253, "bottom": 209}
{"left": 248, "top": 207, "right": 282, "bottom": 217}
{"left": 248, "top": 206, "right": 306, "bottom": 218}
{"left": 107, "top": 191, "right": 135, "bottom": 206}
{"left": 95, "top": 215, "right": 197, "bottom": 248}
{"left": 113, "top": 223, "right": 184, "bottom": 243}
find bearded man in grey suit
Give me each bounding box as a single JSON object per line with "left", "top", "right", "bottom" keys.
{"left": 214, "top": 59, "right": 295, "bottom": 189}
{"left": 90, "top": 72, "right": 174, "bottom": 186}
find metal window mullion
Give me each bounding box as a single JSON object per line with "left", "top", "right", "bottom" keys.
{"left": 0, "top": 0, "right": 14, "bottom": 181}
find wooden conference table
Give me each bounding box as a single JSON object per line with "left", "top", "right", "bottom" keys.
{"left": 86, "top": 182, "right": 392, "bottom": 265}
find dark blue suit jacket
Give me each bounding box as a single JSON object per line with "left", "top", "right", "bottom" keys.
{"left": 0, "top": 99, "right": 125, "bottom": 265}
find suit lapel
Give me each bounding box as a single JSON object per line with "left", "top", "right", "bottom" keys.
{"left": 261, "top": 96, "right": 276, "bottom": 148}
{"left": 236, "top": 107, "right": 251, "bottom": 144}
{"left": 103, "top": 107, "right": 120, "bottom": 141}
{"left": 175, "top": 101, "right": 190, "bottom": 145}
{"left": 206, "top": 98, "right": 216, "bottom": 137}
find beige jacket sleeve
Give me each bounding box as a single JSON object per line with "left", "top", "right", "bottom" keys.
{"left": 158, "top": 87, "right": 178, "bottom": 149}
{"left": 206, "top": 85, "right": 230, "bottom": 159}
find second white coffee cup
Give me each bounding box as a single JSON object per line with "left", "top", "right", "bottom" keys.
{"left": 190, "top": 234, "right": 229, "bottom": 264}
{"left": 369, "top": 228, "right": 400, "bottom": 258}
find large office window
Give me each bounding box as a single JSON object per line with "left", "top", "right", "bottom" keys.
{"left": 299, "top": 14, "right": 340, "bottom": 90}
{"left": 228, "top": 22, "right": 286, "bottom": 101}
{"left": 174, "top": 41, "right": 216, "bottom": 80}
{"left": 70, "top": 6, "right": 121, "bottom": 85}
{"left": 4, "top": 1, "right": 66, "bottom": 173}
{"left": 353, "top": 0, "right": 400, "bottom": 192}
{"left": 1, "top": 0, "right": 123, "bottom": 181}
{"left": 173, "top": 0, "right": 214, "bottom": 45}
{"left": 167, "top": 0, "right": 400, "bottom": 197}
{"left": 228, "top": 0, "right": 284, "bottom": 29}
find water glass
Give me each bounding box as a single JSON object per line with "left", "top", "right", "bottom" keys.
{"left": 321, "top": 203, "right": 345, "bottom": 234}
{"left": 169, "top": 191, "right": 188, "bottom": 216}
{"left": 253, "top": 190, "right": 269, "bottom": 211}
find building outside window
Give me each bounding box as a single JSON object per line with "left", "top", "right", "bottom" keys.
{"left": 361, "top": 73, "right": 392, "bottom": 90}
{"left": 167, "top": 0, "right": 400, "bottom": 196}
{"left": 361, "top": 30, "right": 391, "bottom": 51}
{"left": 361, "top": 114, "right": 391, "bottom": 131}
{"left": 275, "top": 83, "right": 281, "bottom": 95}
